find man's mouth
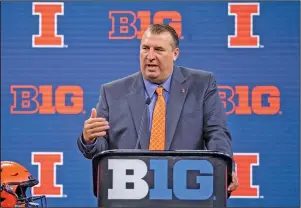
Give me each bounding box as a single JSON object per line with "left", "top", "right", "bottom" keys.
{"left": 146, "top": 64, "right": 158, "bottom": 68}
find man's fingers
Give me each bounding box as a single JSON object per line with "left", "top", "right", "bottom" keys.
{"left": 90, "top": 108, "right": 97, "bottom": 118}
{"left": 87, "top": 126, "right": 110, "bottom": 134}
{"left": 228, "top": 183, "right": 235, "bottom": 191}
{"left": 228, "top": 182, "right": 238, "bottom": 191}
{"left": 90, "top": 132, "right": 107, "bottom": 138}
{"left": 83, "top": 129, "right": 108, "bottom": 142}
{"left": 86, "top": 121, "right": 109, "bottom": 129}
{"left": 83, "top": 116, "right": 109, "bottom": 142}
{"left": 85, "top": 117, "right": 107, "bottom": 124}
{"left": 228, "top": 175, "right": 239, "bottom": 191}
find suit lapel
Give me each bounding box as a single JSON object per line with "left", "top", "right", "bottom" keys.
{"left": 166, "top": 67, "right": 188, "bottom": 150}
{"left": 126, "top": 73, "right": 150, "bottom": 149}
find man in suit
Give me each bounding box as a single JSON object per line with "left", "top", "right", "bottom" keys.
{"left": 77, "top": 24, "right": 238, "bottom": 192}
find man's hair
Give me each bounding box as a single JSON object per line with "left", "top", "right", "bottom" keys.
{"left": 146, "top": 24, "right": 179, "bottom": 49}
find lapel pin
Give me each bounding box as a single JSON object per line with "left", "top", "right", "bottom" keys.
{"left": 181, "top": 88, "right": 185, "bottom": 94}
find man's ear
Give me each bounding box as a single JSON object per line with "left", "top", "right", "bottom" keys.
{"left": 173, "top": 48, "right": 180, "bottom": 61}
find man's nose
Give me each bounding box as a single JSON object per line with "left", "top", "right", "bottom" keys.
{"left": 147, "top": 48, "right": 155, "bottom": 60}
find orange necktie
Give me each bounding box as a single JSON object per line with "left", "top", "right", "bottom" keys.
{"left": 149, "top": 86, "right": 166, "bottom": 150}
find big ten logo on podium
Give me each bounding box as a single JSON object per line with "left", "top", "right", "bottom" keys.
{"left": 218, "top": 85, "right": 281, "bottom": 115}
{"left": 109, "top": 11, "right": 183, "bottom": 40}
{"left": 10, "top": 85, "right": 84, "bottom": 115}
{"left": 108, "top": 159, "right": 213, "bottom": 200}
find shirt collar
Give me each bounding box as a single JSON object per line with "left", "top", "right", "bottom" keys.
{"left": 143, "top": 71, "right": 173, "bottom": 98}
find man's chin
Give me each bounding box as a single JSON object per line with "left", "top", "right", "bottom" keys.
{"left": 144, "top": 75, "right": 160, "bottom": 83}
{"left": 145, "top": 72, "right": 159, "bottom": 79}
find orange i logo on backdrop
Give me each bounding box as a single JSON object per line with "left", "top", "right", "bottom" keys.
{"left": 32, "top": 2, "right": 65, "bottom": 48}
{"left": 228, "top": 3, "right": 261, "bottom": 48}
{"left": 109, "top": 11, "right": 183, "bottom": 39}
{"left": 32, "top": 152, "right": 64, "bottom": 197}
{"left": 232, "top": 153, "right": 260, "bottom": 198}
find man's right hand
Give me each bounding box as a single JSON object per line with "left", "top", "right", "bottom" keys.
{"left": 82, "top": 108, "right": 110, "bottom": 144}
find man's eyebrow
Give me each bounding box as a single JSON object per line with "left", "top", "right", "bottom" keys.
{"left": 141, "top": 45, "right": 165, "bottom": 49}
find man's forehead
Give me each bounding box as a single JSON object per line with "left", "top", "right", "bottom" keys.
{"left": 141, "top": 32, "right": 173, "bottom": 46}
{"left": 143, "top": 31, "right": 172, "bottom": 40}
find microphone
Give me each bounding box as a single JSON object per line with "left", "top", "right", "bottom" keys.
{"left": 135, "top": 97, "right": 151, "bottom": 149}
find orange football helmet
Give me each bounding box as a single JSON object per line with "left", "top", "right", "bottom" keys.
{"left": 1, "top": 161, "right": 47, "bottom": 207}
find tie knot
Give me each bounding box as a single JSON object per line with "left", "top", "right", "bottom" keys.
{"left": 156, "top": 86, "right": 164, "bottom": 96}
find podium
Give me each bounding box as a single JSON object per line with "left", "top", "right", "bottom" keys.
{"left": 92, "top": 150, "right": 233, "bottom": 208}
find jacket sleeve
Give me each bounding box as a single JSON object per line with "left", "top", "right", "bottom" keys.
{"left": 77, "top": 85, "right": 110, "bottom": 159}
{"left": 203, "top": 73, "right": 235, "bottom": 171}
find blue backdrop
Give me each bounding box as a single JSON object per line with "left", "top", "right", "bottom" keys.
{"left": 1, "top": 1, "right": 300, "bottom": 207}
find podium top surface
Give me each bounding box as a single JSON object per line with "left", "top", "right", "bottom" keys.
{"left": 92, "top": 149, "right": 232, "bottom": 165}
